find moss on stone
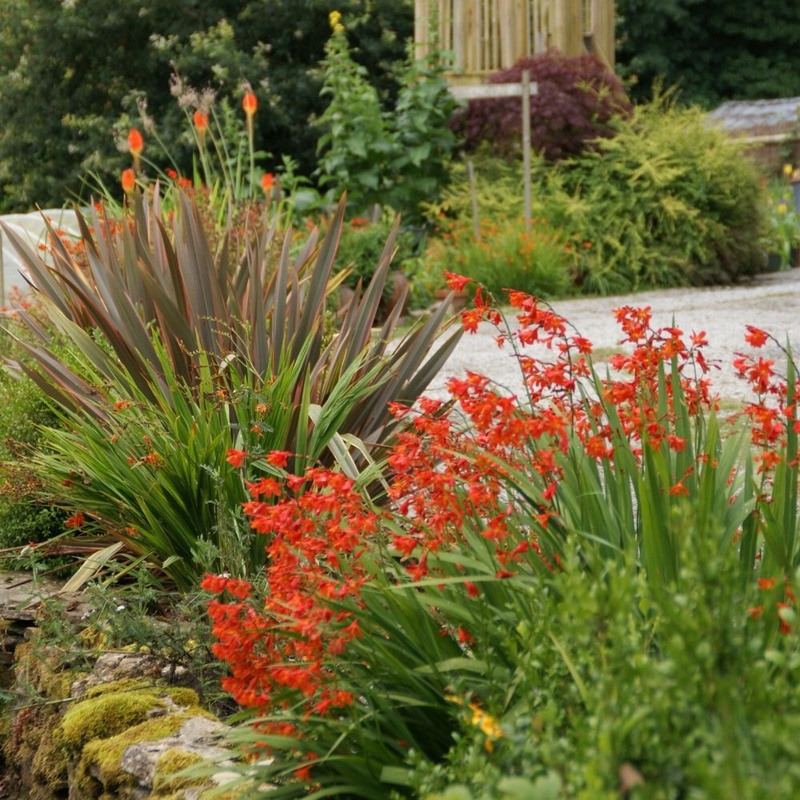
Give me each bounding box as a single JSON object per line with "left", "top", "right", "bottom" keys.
{"left": 83, "top": 677, "right": 153, "bottom": 699}
{"left": 151, "top": 747, "right": 205, "bottom": 793}
{"left": 14, "top": 641, "right": 73, "bottom": 700}
{"left": 75, "top": 713, "right": 189, "bottom": 797}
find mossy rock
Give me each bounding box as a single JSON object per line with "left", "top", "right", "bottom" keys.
{"left": 75, "top": 713, "right": 188, "bottom": 798}
{"left": 152, "top": 747, "right": 205, "bottom": 793}
{"left": 60, "top": 689, "right": 167, "bottom": 753}
{"left": 14, "top": 641, "right": 74, "bottom": 700}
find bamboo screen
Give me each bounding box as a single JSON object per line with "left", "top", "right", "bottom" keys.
{"left": 414, "top": 0, "right": 615, "bottom": 80}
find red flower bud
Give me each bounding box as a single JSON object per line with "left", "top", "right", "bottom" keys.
{"left": 193, "top": 110, "right": 209, "bottom": 133}
{"left": 127, "top": 127, "right": 144, "bottom": 156}
{"left": 242, "top": 91, "right": 258, "bottom": 117}
{"left": 121, "top": 168, "right": 136, "bottom": 194}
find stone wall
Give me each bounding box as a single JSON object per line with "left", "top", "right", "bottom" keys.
{"left": 0, "top": 574, "right": 242, "bottom": 800}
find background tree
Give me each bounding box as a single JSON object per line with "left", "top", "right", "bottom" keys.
{"left": 616, "top": 1, "right": 800, "bottom": 106}
{"left": 0, "top": 0, "right": 412, "bottom": 212}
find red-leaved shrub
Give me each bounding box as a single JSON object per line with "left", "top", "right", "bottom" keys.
{"left": 452, "top": 50, "right": 631, "bottom": 161}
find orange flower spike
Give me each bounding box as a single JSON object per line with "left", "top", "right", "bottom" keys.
{"left": 121, "top": 168, "right": 136, "bottom": 195}
{"left": 193, "top": 110, "right": 209, "bottom": 147}
{"left": 242, "top": 89, "right": 258, "bottom": 140}
{"left": 127, "top": 127, "right": 144, "bottom": 172}
{"left": 242, "top": 91, "right": 258, "bottom": 118}
{"left": 261, "top": 172, "right": 274, "bottom": 195}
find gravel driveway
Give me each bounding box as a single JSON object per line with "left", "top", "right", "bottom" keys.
{"left": 430, "top": 268, "right": 800, "bottom": 405}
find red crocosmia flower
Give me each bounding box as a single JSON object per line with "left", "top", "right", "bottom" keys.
{"left": 65, "top": 512, "right": 85, "bottom": 529}
{"left": 242, "top": 91, "right": 258, "bottom": 117}
{"left": 226, "top": 449, "right": 248, "bottom": 468}
{"left": 261, "top": 172, "right": 275, "bottom": 193}
{"left": 121, "top": 168, "right": 136, "bottom": 194}
{"left": 265, "top": 450, "right": 291, "bottom": 468}
{"left": 758, "top": 577, "right": 777, "bottom": 590}
{"left": 744, "top": 326, "right": 769, "bottom": 348}
{"left": 193, "top": 110, "right": 209, "bottom": 134}
{"left": 127, "top": 128, "right": 144, "bottom": 156}
{"left": 444, "top": 271, "right": 470, "bottom": 291}
{"left": 200, "top": 574, "right": 229, "bottom": 594}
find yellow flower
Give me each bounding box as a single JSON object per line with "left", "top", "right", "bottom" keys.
{"left": 470, "top": 704, "right": 504, "bottom": 740}
{"left": 329, "top": 9, "right": 344, "bottom": 32}
{"left": 784, "top": 164, "right": 794, "bottom": 178}
{"left": 778, "top": 202, "right": 788, "bottom": 215}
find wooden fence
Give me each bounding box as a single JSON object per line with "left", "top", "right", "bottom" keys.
{"left": 414, "top": 0, "right": 615, "bottom": 81}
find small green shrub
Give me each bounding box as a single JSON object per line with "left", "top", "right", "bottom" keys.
{"left": 0, "top": 318, "right": 65, "bottom": 552}
{"left": 538, "top": 95, "right": 767, "bottom": 293}
{"left": 423, "top": 216, "right": 571, "bottom": 298}
{"left": 332, "top": 212, "right": 416, "bottom": 294}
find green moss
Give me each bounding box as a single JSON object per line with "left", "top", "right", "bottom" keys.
{"left": 164, "top": 686, "right": 200, "bottom": 707}
{"left": 76, "top": 713, "right": 188, "bottom": 796}
{"left": 60, "top": 690, "right": 167, "bottom": 751}
{"left": 14, "top": 641, "right": 74, "bottom": 700}
{"left": 83, "top": 677, "right": 151, "bottom": 699}
{"left": 151, "top": 747, "right": 205, "bottom": 793}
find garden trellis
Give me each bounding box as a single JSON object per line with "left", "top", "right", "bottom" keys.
{"left": 414, "top": 0, "right": 615, "bottom": 80}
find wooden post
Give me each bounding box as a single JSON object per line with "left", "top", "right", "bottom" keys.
{"left": 0, "top": 228, "right": 4, "bottom": 307}
{"left": 450, "top": 79, "right": 538, "bottom": 232}
{"left": 467, "top": 160, "right": 481, "bottom": 239}
{"left": 522, "top": 69, "right": 532, "bottom": 232}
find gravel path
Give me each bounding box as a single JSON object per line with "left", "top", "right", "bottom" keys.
{"left": 430, "top": 268, "right": 800, "bottom": 404}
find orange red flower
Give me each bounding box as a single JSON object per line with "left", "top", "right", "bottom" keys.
{"left": 121, "top": 168, "right": 136, "bottom": 194}
{"left": 242, "top": 91, "right": 258, "bottom": 118}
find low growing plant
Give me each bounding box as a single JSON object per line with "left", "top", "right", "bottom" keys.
{"left": 423, "top": 216, "right": 572, "bottom": 298}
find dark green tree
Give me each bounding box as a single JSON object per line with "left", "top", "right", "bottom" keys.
{"left": 616, "top": 1, "right": 800, "bottom": 107}
{"left": 0, "top": 0, "right": 412, "bottom": 212}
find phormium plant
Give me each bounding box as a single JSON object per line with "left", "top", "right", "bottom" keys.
{"left": 0, "top": 189, "right": 461, "bottom": 588}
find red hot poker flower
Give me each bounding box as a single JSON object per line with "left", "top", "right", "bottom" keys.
{"left": 127, "top": 127, "right": 144, "bottom": 173}
{"left": 127, "top": 127, "right": 143, "bottom": 156}
{"left": 242, "top": 91, "right": 258, "bottom": 118}
{"left": 193, "top": 110, "right": 209, "bottom": 134}
{"left": 121, "top": 168, "right": 136, "bottom": 194}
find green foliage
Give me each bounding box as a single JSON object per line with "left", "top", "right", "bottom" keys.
{"left": 315, "top": 14, "right": 457, "bottom": 221}
{"left": 1, "top": 190, "right": 460, "bottom": 587}
{"left": 617, "top": 1, "right": 800, "bottom": 106}
{"left": 0, "top": 0, "right": 413, "bottom": 212}
{"left": 537, "top": 97, "right": 767, "bottom": 293}
{"left": 423, "top": 216, "right": 571, "bottom": 299}
{"left": 762, "top": 168, "right": 800, "bottom": 269}
{"left": 407, "top": 517, "right": 800, "bottom": 799}
{"left": 315, "top": 14, "right": 394, "bottom": 214}
{"left": 385, "top": 43, "right": 459, "bottom": 223}
{"left": 333, "top": 213, "right": 416, "bottom": 293}
{"left": 0, "top": 316, "right": 65, "bottom": 552}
